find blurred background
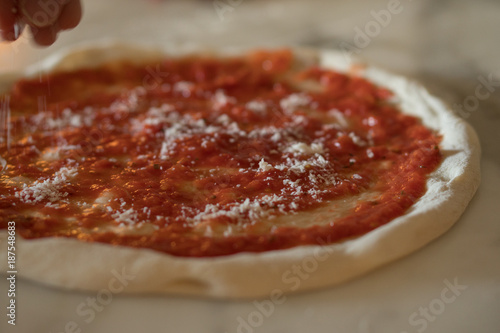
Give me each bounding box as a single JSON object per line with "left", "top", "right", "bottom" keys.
{"left": 0, "top": 0, "right": 499, "bottom": 332}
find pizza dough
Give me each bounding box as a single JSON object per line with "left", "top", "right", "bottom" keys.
{"left": 0, "top": 44, "right": 480, "bottom": 298}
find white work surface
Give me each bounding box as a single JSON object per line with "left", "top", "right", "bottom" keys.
{"left": 1, "top": 0, "right": 499, "bottom": 332}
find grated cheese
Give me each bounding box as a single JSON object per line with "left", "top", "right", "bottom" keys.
{"left": 328, "top": 109, "right": 349, "bottom": 128}
{"left": 348, "top": 132, "right": 367, "bottom": 147}
{"left": 173, "top": 81, "right": 195, "bottom": 97}
{"left": 40, "top": 144, "right": 82, "bottom": 161}
{"left": 212, "top": 89, "right": 236, "bottom": 110}
{"left": 258, "top": 159, "right": 273, "bottom": 172}
{"left": 15, "top": 166, "right": 78, "bottom": 203}
{"left": 246, "top": 100, "right": 267, "bottom": 113}
{"left": 280, "top": 93, "right": 311, "bottom": 114}
{"left": 194, "top": 198, "right": 271, "bottom": 224}
{"left": 284, "top": 142, "right": 325, "bottom": 155}
{"left": 112, "top": 208, "right": 139, "bottom": 226}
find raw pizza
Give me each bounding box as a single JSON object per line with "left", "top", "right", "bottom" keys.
{"left": 0, "top": 45, "right": 480, "bottom": 298}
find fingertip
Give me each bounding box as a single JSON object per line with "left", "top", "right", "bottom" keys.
{"left": 30, "top": 25, "right": 58, "bottom": 47}
{"left": 0, "top": 22, "right": 25, "bottom": 42}
{"left": 58, "top": 0, "right": 82, "bottom": 30}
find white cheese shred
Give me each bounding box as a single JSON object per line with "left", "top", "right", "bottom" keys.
{"left": 112, "top": 208, "right": 139, "bottom": 226}
{"left": 280, "top": 93, "right": 311, "bottom": 114}
{"left": 15, "top": 166, "right": 78, "bottom": 203}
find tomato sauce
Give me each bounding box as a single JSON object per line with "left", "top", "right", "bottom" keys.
{"left": 0, "top": 50, "right": 441, "bottom": 257}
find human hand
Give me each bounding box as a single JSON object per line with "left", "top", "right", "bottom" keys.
{"left": 0, "top": 0, "right": 82, "bottom": 46}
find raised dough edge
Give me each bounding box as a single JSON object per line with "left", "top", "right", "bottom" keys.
{"left": 0, "top": 43, "right": 481, "bottom": 299}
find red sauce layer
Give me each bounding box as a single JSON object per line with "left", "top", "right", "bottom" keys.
{"left": 0, "top": 50, "right": 441, "bottom": 257}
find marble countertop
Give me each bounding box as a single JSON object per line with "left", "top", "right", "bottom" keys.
{"left": 1, "top": 0, "right": 499, "bottom": 332}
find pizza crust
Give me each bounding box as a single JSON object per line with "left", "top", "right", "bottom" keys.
{"left": 0, "top": 44, "right": 480, "bottom": 298}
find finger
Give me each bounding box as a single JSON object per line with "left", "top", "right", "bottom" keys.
{"left": 0, "top": 0, "right": 22, "bottom": 41}
{"left": 20, "top": 0, "right": 65, "bottom": 28}
{"left": 1, "top": 21, "right": 25, "bottom": 42}
{"left": 58, "top": 0, "right": 82, "bottom": 30}
{"left": 30, "top": 24, "right": 58, "bottom": 46}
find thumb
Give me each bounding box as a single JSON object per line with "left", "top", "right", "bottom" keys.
{"left": 20, "top": 0, "right": 66, "bottom": 28}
